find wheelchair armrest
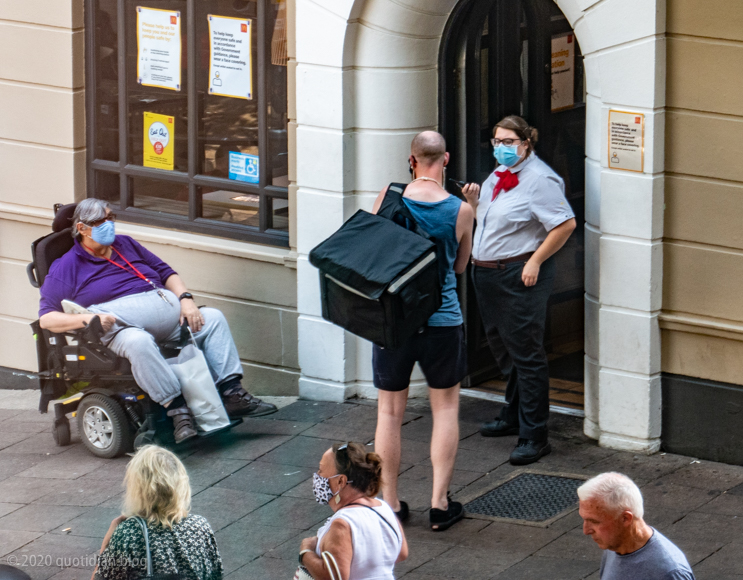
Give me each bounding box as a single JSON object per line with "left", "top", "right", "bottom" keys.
{"left": 77, "top": 315, "right": 106, "bottom": 345}
{"left": 27, "top": 262, "right": 40, "bottom": 288}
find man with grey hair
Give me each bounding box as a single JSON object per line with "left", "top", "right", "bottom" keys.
{"left": 578, "top": 472, "right": 695, "bottom": 579}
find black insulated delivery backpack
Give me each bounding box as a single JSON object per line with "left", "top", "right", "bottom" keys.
{"left": 309, "top": 183, "right": 442, "bottom": 350}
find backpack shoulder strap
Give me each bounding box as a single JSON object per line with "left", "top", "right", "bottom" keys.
{"left": 377, "top": 183, "right": 430, "bottom": 239}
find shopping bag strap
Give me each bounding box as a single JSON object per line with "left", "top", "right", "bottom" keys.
{"left": 321, "top": 551, "right": 343, "bottom": 580}
{"left": 132, "top": 516, "right": 154, "bottom": 578}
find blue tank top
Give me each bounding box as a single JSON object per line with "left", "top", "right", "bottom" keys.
{"left": 402, "top": 195, "right": 463, "bottom": 327}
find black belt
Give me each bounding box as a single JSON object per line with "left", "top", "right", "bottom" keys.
{"left": 471, "top": 252, "right": 534, "bottom": 270}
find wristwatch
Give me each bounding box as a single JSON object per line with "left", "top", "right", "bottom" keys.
{"left": 178, "top": 292, "right": 194, "bottom": 301}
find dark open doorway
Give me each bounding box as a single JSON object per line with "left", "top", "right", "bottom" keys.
{"left": 440, "top": 0, "right": 586, "bottom": 411}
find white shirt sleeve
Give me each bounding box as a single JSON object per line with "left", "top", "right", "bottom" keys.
{"left": 529, "top": 173, "right": 575, "bottom": 232}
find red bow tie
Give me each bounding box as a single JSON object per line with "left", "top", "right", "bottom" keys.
{"left": 492, "top": 169, "right": 519, "bottom": 201}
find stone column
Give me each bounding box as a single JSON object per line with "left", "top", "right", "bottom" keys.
{"left": 580, "top": 0, "right": 667, "bottom": 452}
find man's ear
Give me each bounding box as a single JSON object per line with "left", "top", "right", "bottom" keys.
{"left": 443, "top": 152, "right": 450, "bottom": 166}
{"left": 620, "top": 510, "right": 634, "bottom": 527}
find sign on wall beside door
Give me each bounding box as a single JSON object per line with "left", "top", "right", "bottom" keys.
{"left": 608, "top": 110, "right": 645, "bottom": 172}
{"left": 551, "top": 34, "right": 575, "bottom": 112}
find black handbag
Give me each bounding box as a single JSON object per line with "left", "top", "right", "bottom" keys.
{"left": 309, "top": 184, "right": 442, "bottom": 350}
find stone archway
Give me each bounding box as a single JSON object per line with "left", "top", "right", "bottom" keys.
{"left": 294, "top": 0, "right": 666, "bottom": 454}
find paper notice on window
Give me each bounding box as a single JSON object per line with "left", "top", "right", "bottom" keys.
{"left": 208, "top": 15, "right": 253, "bottom": 99}
{"left": 608, "top": 110, "right": 645, "bottom": 172}
{"left": 143, "top": 111, "right": 175, "bottom": 170}
{"left": 136, "top": 7, "right": 181, "bottom": 91}
{"left": 551, "top": 34, "right": 575, "bottom": 112}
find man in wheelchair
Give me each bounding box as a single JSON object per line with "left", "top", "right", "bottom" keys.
{"left": 38, "top": 198, "right": 277, "bottom": 444}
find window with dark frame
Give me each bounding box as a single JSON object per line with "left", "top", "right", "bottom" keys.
{"left": 85, "top": 0, "right": 289, "bottom": 247}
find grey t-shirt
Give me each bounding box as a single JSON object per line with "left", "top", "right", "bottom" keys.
{"left": 601, "top": 528, "right": 695, "bottom": 580}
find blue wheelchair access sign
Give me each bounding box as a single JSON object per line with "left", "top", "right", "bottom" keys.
{"left": 228, "top": 152, "right": 259, "bottom": 184}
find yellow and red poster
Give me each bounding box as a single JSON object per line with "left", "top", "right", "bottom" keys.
{"left": 143, "top": 112, "right": 174, "bottom": 170}
{"left": 137, "top": 6, "right": 182, "bottom": 91}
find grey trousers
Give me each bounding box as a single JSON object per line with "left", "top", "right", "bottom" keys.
{"left": 89, "top": 290, "right": 243, "bottom": 405}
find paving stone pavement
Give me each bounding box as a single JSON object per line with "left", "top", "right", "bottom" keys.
{"left": 0, "top": 390, "right": 742, "bottom": 579}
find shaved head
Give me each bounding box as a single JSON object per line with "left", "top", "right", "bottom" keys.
{"left": 411, "top": 131, "right": 446, "bottom": 166}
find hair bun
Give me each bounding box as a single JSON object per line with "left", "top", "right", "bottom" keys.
{"left": 334, "top": 443, "right": 384, "bottom": 497}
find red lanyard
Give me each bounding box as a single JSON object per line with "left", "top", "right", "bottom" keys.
{"left": 106, "top": 247, "right": 158, "bottom": 287}
{"left": 85, "top": 243, "right": 159, "bottom": 291}
{"left": 83, "top": 242, "right": 171, "bottom": 303}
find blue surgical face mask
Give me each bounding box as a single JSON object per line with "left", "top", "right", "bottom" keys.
{"left": 90, "top": 220, "right": 115, "bottom": 246}
{"left": 493, "top": 144, "right": 522, "bottom": 168}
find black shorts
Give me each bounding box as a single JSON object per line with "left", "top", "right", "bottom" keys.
{"left": 372, "top": 325, "right": 466, "bottom": 391}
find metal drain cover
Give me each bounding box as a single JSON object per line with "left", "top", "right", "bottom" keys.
{"left": 464, "top": 472, "right": 583, "bottom": 523}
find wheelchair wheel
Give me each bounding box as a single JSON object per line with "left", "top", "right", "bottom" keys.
{"left": 77, "top": 394, "right": 132, "bottom": 458}
{"left": 52, "top": 417, "right": 71, "bottom": 447}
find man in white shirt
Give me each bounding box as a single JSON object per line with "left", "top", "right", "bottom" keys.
{"left": 578, "top": 472, "right": 695, "bottom": 580}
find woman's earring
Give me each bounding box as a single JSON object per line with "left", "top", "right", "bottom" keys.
{"left": 334, "top": 493, "right": 341, "bottom": 505}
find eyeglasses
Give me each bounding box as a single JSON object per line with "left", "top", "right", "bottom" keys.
{"left": 84, "top": 213, "right": 116, "bottom": 228}
{"left": 491, "top": 138, "right": 522, "bottom": 147}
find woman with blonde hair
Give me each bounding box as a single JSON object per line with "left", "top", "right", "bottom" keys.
{"left": 93, "top": 445, "right": 222, "bottom": 580}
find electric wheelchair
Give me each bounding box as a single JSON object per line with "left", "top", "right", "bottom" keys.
{"left": 27, "top": 203, "right": 240, "bottom": 458}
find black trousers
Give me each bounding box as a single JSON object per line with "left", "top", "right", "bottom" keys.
{"left": 472, "top": 257, "right": 555, "bottom": 442}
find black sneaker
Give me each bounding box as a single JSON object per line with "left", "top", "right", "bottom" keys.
{"left": 479, "top": 419, "right": 519, "bottom": 437}
{"left": 509, "top": 438, "right": 551, "bottom": 465}
{"left": 430, "top": 499, "right": 464, "bottom": 531}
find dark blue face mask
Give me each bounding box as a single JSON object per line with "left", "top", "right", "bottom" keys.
{"left": 90, "top": 220, "right": 115, "bottom": 246}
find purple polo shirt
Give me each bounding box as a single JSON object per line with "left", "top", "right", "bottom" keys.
{"left": 39, "top": 235, "right": 177, "bottom": 317}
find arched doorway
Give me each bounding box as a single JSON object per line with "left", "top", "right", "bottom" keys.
{"left": 439, "top": 0, "right": 587, "bottom": 412}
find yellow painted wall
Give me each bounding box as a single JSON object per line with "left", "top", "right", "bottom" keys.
{"left": 0, "top": 0, "right": 299, "bottom": 395}
{"left": 663, "top": 0, "right": 743, "bottom": 384}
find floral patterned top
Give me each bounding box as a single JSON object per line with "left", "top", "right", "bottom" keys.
{"left": 96, "top": 515, "right": 223, "bottom": 580}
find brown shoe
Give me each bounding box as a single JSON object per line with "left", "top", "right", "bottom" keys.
{"left": 166, "top": 406, "right": 198, "bottom": 444}
{"left": 221, "top": 386, "right": 278, "bottom": 418}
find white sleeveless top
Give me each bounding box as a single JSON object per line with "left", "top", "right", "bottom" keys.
{"left": 316, "top": 500, "right": 402, "bottom": 580}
